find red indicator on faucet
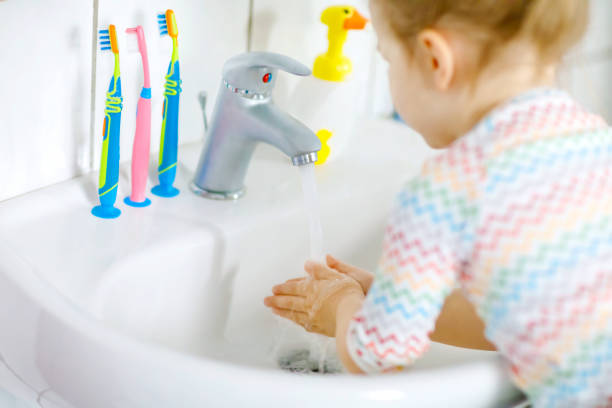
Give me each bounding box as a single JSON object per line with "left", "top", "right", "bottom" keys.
{"left": 262, "top": 73, "right": 272, "bottom": 83}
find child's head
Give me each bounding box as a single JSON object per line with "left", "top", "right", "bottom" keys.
{"left": 370, "top": 0, "right": 589, "bottom": 148}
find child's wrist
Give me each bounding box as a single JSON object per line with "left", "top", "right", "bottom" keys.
{"left": 336, "top": 291, "right": 364, "bottom": 328}
{"left": 334, "top": 290, "right": 364, "bottom": 371}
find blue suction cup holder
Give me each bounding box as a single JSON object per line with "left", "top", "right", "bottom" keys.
{"left": 124, "top": 196, "right": 152, "bottom": 207}
{"left": 91, "top": 205, "right": 121, "bottom": 219}
{"left": 151, "top": 184, "right": 180, "bottom": 198}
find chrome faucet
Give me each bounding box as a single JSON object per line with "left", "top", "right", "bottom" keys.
{"left": 190, "top": 52, "right": 322, "bottom": 200}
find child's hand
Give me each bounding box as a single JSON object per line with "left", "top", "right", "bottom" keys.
{"left": 264, "top": 260, "right": 364, "bottom": 337}
{"left": 326, "top": 254, "right": 374, "bottom": 294}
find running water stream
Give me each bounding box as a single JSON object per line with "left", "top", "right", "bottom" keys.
{"left": 299, "top": 163, "right": 323, "bottom": 260}
{"left": 274, "top": 163, "right": 340, "bottom": 374}
{"left": 299, "top": 163, "right": 328, "bottom": 372}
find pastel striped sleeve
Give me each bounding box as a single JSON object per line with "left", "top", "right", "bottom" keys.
{"left": 346, "top": 155, "right": 479, "bottom": 373}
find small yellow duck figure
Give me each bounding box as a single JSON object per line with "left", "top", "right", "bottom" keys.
{"left": 313, "top": 6, "right": 369, "bottom": 82}
{"left": 315, "top": 129, "right": 333, "bottom": 165}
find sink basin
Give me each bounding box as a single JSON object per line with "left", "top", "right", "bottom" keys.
{"left": 0, "top": 119, "right": 522, "bottom": 407}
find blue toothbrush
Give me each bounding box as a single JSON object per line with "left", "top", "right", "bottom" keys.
{"left": 92, "top": 25, "right": 122, "bottom": 219}
{"left": 151, "top": 9, "right": 182, "bottom": 198}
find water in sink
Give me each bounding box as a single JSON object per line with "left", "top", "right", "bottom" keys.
{"left": 278, "top": 345, "right": 342, "bottom": 374}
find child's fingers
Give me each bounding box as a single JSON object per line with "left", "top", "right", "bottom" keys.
{"left": 326, "top": 254, "right": 357, "bottom": 275}
{"left": 273, "top": 280, "right": 308, "bottom": 296}
{"left": 270, "top": 308, "right": 309, "bottom": 327}
{"left": 326, "top": 254, "right": 373, "bottom": 293}
{"left": 264, "top": 295, "right": 307, "bottom": 312}
{"left": 326, "top": 254, "right": 341, "bottom": 268}
{"left": 304, "top": 260, "right": 340, "bottom": 280}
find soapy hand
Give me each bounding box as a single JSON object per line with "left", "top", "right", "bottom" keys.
{"left": 264, "top": 260, "right": 364, "bottom": 337}
{"left": 325, "top": 254, "right": 374, "bottom": 294}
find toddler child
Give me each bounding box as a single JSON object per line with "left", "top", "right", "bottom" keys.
{"left": 265, "top": 0, "right": 612, "bottom": 406}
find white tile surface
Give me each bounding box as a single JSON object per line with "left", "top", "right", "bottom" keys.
{"left": 569, "top": 0, "right": 612, "bottom": 58}
{"left": 558, "top": 59, "right": 612, "bottom": 122}
{"left": 93, "top": 0, "right": 250, "bottom": 172}
{"left": 558, "top": 0, "right": 612, "bottom": 122}
{"left": 0, "top": 0, "right": 93, "bottom": 202}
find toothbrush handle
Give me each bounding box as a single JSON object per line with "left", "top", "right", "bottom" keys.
{"left": 130, "top": 88, "right": 152, "bottom": 202}
{"left": 99, "top": 76, "right": 122, "bottom": 207}
{"left": 158, "top": 61, "right": 181, "bottom": 187}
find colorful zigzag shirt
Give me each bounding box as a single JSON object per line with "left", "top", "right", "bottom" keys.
{"left": 347, "top": 88, "right": 612, "bottom": 407}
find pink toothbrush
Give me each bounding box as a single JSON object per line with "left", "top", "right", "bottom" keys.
{"left": 124, "top": 25, "right": 152, "bottom": 207}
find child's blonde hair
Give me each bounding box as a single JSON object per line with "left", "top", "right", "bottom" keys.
{"left": 376, "top": 0, "right": 589, "bottom": 68}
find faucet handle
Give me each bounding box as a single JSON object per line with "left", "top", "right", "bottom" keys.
{"left": 198, "top": 91, "right": 208, "bottom": 131}
{"left": 222, "top": 51, "right": 310, "bottom": 97}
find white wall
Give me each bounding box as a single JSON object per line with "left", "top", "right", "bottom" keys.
{"left": 250, "top": 0, "right": 377, "bottom": 117}
{"left": 558, "top": 0, "right": 612, "bottom": 121}
{"left": 0, "top": 0, "right": 93, "bottom": 202}
{"left": 0, "top": 0, "right": 249, "bottom": 202}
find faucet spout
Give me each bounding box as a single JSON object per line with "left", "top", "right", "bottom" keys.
{"left": 249, "top": 102, "right": 321, "bottom": 162}
{"left": 292, "top": 152, "right": 318, "bottom": 166}
{"left": 190, "top": 52, "right": 321, "bottom": 200}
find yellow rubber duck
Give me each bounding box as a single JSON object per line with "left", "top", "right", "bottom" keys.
{"left": 313, "top": 6, "right": 368, "bottom": 82}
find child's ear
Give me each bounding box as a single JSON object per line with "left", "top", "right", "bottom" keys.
{"left": 416, "top": 29, "right": 455, "bottom": 90}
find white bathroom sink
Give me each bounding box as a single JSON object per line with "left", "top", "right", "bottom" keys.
{"left": 0, "top": 119, "right": 522, "bottom": 407}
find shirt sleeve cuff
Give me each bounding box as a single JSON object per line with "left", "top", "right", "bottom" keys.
{"left": 346, "top": 316, "right": 385, "bottom": 373}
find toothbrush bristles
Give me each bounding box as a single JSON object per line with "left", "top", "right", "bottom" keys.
{"left": 157, "top": 12, "right": 169, "bottom": 35}
{"left": 98, "top": 27, "right": 114, "bottom": 52}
